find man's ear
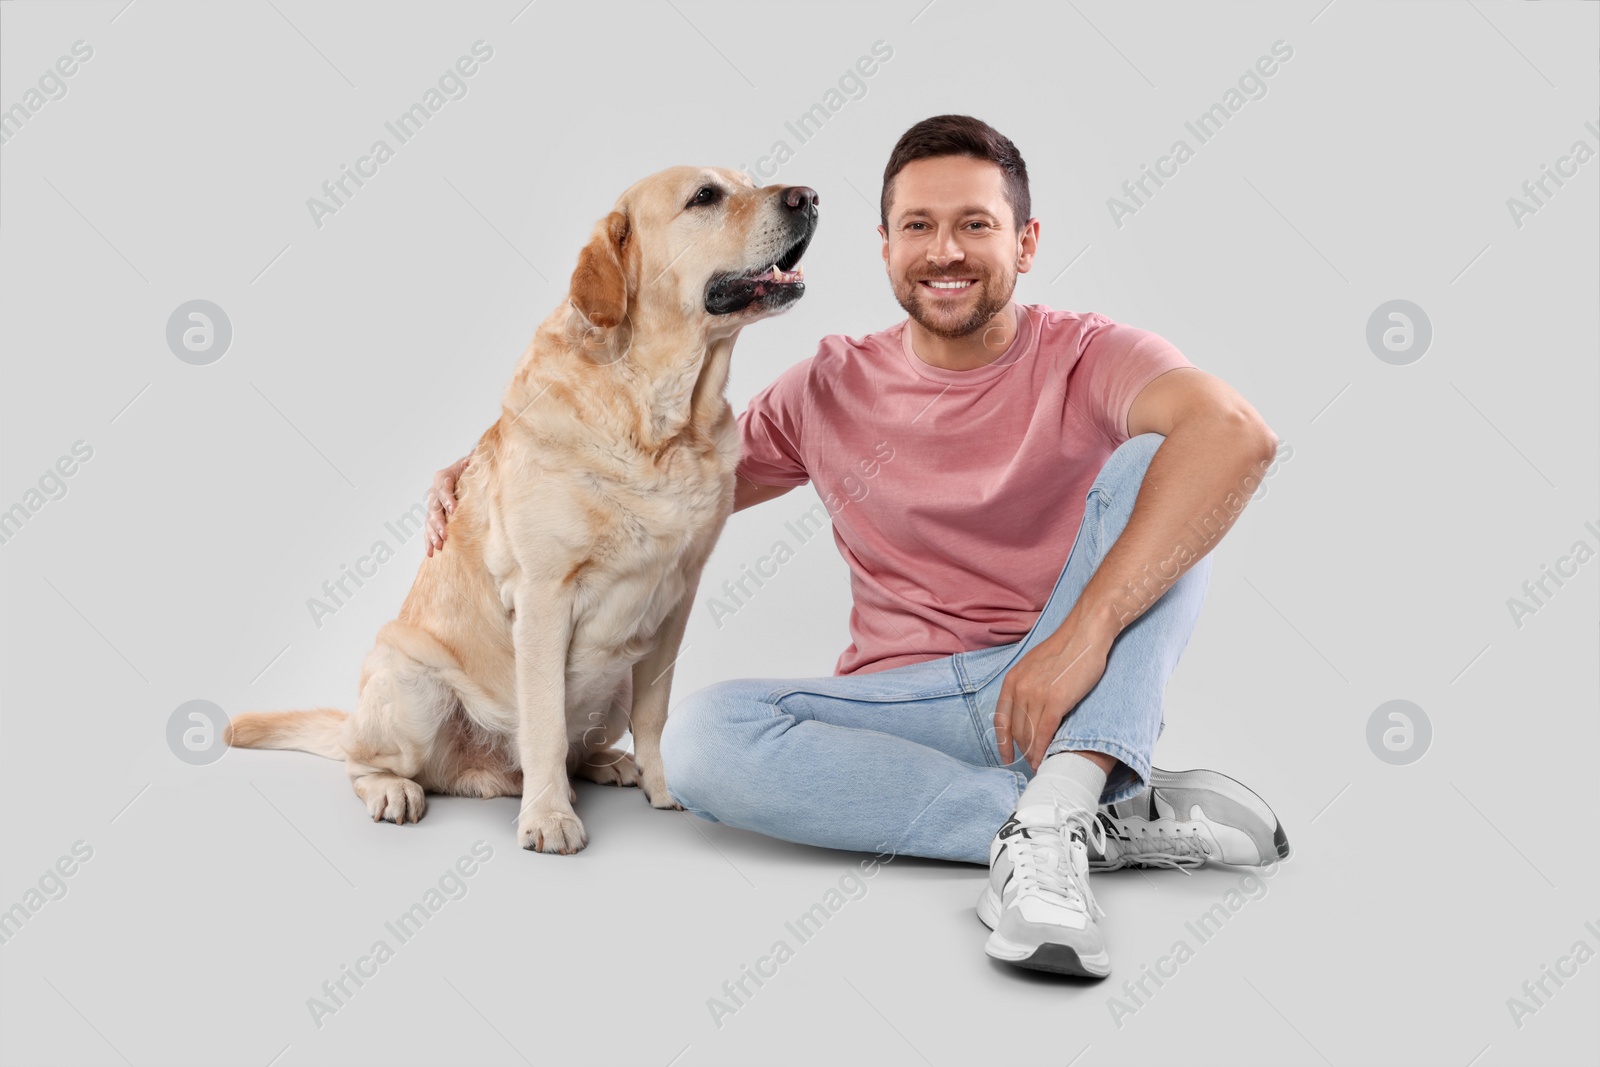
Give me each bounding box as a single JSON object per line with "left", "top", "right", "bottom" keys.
{"left": 569, "top": 210, "right": 631, "bottom": 329}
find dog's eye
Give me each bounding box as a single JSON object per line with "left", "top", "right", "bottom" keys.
{"left": 687, "top": 186, "right": 721, "bottom": 208}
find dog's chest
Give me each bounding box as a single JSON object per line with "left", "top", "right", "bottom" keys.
{"left": 566, "top": 440, "right": 731, "bottom": 663}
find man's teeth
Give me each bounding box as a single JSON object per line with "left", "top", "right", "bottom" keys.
{"left": 926, "top": 280, "right": 973, "bottom": 289}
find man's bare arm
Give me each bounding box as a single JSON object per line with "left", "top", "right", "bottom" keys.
{"left": 996, "top": 367, "right": 1278, "bottom": 767}
{"left": 734, "top": 475, "right": 795, "bottom": 513}
{"left": 1067, "top": 367, "right": 1277, "bottom": 639}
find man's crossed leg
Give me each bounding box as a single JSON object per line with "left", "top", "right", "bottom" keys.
{"left": 661, "top": 434, "right": 1289, "bottom": 978}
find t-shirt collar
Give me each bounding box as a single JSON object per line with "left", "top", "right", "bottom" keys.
{"left": 898, "top": 302, "right": 1037, "bottom": 385}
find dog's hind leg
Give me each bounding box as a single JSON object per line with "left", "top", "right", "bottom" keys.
{"left": 630, "top": 562, "right": 707, "bottom": 809}
{"left": 424, "top": 706, "right": 525, "bottom": 800}
{"left": 575, "top": 750, "right": 640, "bottom": 787}
{"left": 344, "top": 640, "right": 455, "bottom": 825}
{"left": 572, "top": 674, "right": 640, "bottom": 788}
{"left": 352, "top": 771, "right": 427, "bottom": 825}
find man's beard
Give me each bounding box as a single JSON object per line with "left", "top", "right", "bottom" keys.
{"left": 892, "top": 262, "right": 1017, "bottom": 341}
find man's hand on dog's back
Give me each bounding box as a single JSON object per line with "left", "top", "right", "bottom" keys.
{"left": 426, "top": 459, "right": 793, "bottom": 555}
{"left": 426, "top": 453, "right": 472, "bottom": 556}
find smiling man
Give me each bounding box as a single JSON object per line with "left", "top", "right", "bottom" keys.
{"left": 427, "top": 116, "right": 1290, "bottom": 979}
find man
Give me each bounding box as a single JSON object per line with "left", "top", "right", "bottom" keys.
{"left": 426, "top": 115, "right": 1289, "bottom": 979}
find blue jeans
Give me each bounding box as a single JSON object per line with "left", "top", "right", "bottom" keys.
{"left": 660, "top": 433, "right": 1209, "bottom": 865}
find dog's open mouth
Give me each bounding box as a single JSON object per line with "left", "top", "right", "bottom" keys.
{"left": 704, "top": 229, "right": 813, "bottom": 316}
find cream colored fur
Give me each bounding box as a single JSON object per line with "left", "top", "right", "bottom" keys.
{"left": 226, "top": 167, "right": 811, "bottom": 853}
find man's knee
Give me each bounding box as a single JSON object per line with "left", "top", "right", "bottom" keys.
{"left": 659, "top": 679, "right": 759, "bottom": 810}
{"left": 1095, "top": 432, "right": 1165, "bottom": 498}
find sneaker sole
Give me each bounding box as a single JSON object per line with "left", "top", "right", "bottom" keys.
{"left": 990, "top": 938, "right": 1113, "bottom": 977}
{"left": 1149, "top": 766, "right": 1292, "bottom": 862}
{"left": 976, "top": 887, "right": 1111, "bottom": 978}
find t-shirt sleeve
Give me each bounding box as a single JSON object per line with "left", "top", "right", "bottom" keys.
{"left": 735, "top": 358, "right": 812, "bottom": 488}
{"left": 1074, "top": 314, "right": 1196, "bottom": 444}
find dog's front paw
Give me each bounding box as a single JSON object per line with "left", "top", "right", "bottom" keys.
{"left": 519, "top": 809, "right": 587, "bottom": 854}
{"left": 638, "top": 765, "right": 683, "bottom": 810}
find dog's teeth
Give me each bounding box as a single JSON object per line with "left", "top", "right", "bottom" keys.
{"left": 758, "top": 262, "right": 803, "bottom": 284}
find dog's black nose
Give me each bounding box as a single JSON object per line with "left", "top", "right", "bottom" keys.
{"left": 783, "top": 186, "right": 819, "bottom": 213}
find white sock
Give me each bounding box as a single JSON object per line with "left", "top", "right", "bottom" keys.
{"left": 1016, "top": 752, "right": 1107, "bottom": 825}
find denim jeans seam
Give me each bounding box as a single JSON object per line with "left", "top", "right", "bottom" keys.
{"left": 745, "top": 685, "right": 790, "bottom": 715}
{"left": 759, "top": 676, "right": 967, "bottom": 707}
{"left": 954, "top": 653, "right": 1001, "bottom": 767}
{"left": 972, "top": 652, "right": 1014, "bottom": 693}
{"left": 755, "top": 681, "right": 974, "bottom": 748}
{"left": 951, "top": 653, "right": 975, "bottom": 693}
{"left": 961, "top": 689, "right": 1003, "bottom": 769}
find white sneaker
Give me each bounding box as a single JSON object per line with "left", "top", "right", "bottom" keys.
{"left": 1092, "top": 767, "right": 1291, "bottom": 872}
{"left": 976, "top": 802, "right": 1110, "bottom": 977}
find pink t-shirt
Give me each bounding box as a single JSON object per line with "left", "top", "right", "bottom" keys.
{"left": 736, "top": 302, "right": 1194, "bottom": 676}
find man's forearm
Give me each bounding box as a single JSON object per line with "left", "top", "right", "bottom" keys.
{"left": 1051, "top": 412, "right": 1278, "bottom": 649}
{"left": 734, "top": 475, "right": 796, "bottom": 513}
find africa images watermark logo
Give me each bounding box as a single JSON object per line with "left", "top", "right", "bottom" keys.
{"left": 1107, "top": 854, "right": 1291, "bottom": 1028}
{"left": 1505, "top": 117, "right": 1599, "bottom": 230}
{"left": 737, "top": 40, "right": 894, "bottom": 181}
{"left": 305, "top": 41, "right": 494, "bottom": 229}
{"left": 305, "top": 841, "right": 494, "bottom": 1029}
{"left": 703, "top": 439, "right": 894, "bottom": 629}
{"left": 1505, "top": 519, "right": 1599, "bottom": 630}
{"left": 304, "top": 495, "right": 432, "bottom": 630}
{"left": 1505, "top": 919, "right": 1600, "bottom": 1031}
{"left": 1107, "top": 39, "right": 1295, "bottom": 228}
{"left": 0, "top": 841, "right": 95, "bottom": 948}
{"left": 0, "top": 39, "right": 94, "bottom": 147}
{"left": 1, "top": 440, "right": 94, "bottom": 548}
{"left": 706, "top": 842, "right": 899, "bottom": 1030}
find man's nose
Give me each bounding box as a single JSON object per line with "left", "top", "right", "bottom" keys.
{"left": 927, "top": 227, "right": 963, "bottom": 265}
{"left": 782, "top": 186, "right": 819, "bottom": 217}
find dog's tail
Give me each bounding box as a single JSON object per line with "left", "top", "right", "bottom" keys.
{"left": 224, "top": 708, "right": 348, "bottom": 761}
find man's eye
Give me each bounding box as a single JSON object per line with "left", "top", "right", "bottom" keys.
{"left": 688, "top": 186, "right": 720, "bottom": 207}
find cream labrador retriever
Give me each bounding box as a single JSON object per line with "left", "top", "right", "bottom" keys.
{"left": 226, "top": 166, "right": 817, "bottom": 854}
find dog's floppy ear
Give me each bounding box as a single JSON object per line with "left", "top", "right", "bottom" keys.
{"left": 569, "top": 210, "right": 631, "bottom": 329}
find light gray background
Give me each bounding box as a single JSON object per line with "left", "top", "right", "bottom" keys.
{"left": 2, "top": 1, "right": 1596, "bottom": 1065}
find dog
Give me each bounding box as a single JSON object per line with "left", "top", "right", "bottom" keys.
{"left": 226, "top": 167, "right": 818, "bottom": 854}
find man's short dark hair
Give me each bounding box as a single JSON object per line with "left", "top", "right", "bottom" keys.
{"left": 880, "top": 115, "right": 1031, "bottom": 232}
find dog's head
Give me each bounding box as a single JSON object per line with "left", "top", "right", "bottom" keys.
{"left": 567, "top": 166, "right": 818, "bottom": 341}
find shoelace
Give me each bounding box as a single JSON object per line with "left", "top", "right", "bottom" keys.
{"left": 1101, "top": 812, "right": 1214, "bottom": 873}
{"left": 1008, "top": 805, "right": 1107, "bottom": 919}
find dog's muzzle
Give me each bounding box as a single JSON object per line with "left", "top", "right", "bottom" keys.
{"left": 704, "top": 186, "right": 819, "bottom": 316}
